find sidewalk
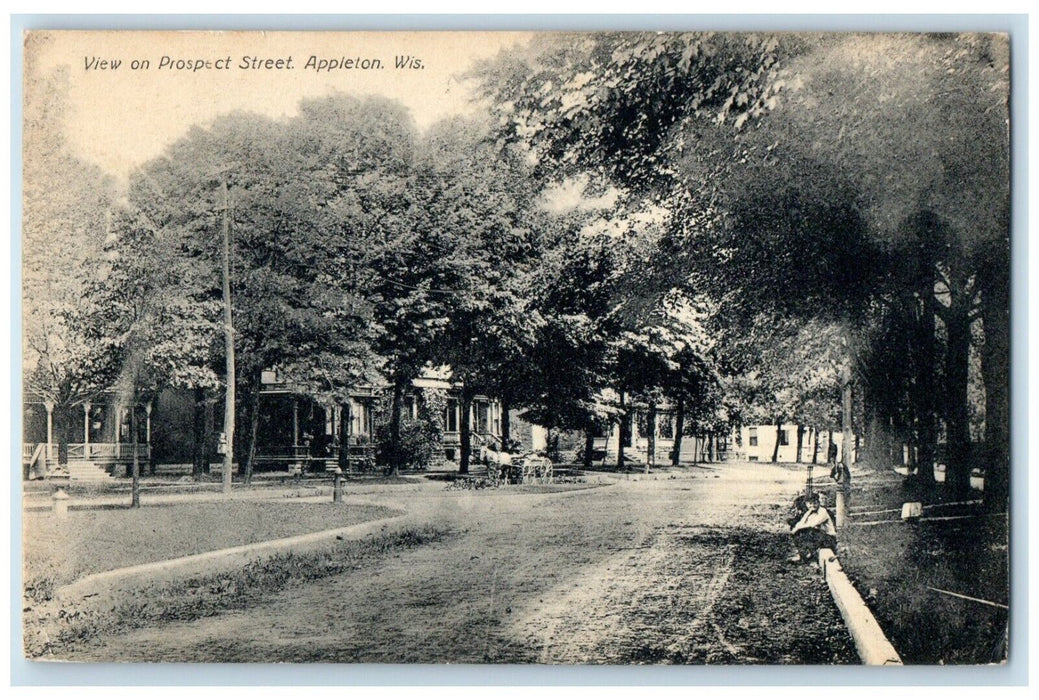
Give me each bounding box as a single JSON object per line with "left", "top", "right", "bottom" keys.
{"left": 21, "top": 473, "right": 436, "bottom": 511}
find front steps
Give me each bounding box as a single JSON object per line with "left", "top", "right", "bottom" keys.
{"left": 66, "top": 460, "right": 114, "bottom": 482}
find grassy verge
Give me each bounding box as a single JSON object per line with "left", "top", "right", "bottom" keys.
{"left": 24, "top": 525, "right": 448, "bottom": 658}
{"left": 23, "top": 501, "right": 396, "bottom": 592}
{"left": 838, "top": 473, "right": 1008, "bottom": 664}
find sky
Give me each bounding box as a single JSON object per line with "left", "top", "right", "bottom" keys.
{"left": 25, "top": 30, "right": 535, "bottom": 180}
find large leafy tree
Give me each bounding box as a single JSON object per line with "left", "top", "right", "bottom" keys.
{"left": 613, "top": 289, "right": 720, "bottom": 470}
{"left": 474, "top": 32, "right": 794, "bottom": 195}
{"left": 409, "top": 117, "right": 545, "bottom": 474}
{"left": 520, "top": 216, "right": 629, "bottom": 467}
{"left": 479, "top": 32, "right": 1009, "bottom": 510}
{"left": 22, "top": 65, "right": 117, "bottom": 447}
{"left": 470, "top": 32, "right": 798, "bottom": 470}
{"left": 708, "top": 33, "right": 1009, "bottom": 504}
{"left": 123, "top": 95, "right": 408, "bottom": 482}
{"left": 85, "top": 205, "right": 221, "bottom": 502}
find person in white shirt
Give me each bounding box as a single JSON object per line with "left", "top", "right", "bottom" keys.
{"left": 790, "top": 492, "right": 837, "bottom": 565}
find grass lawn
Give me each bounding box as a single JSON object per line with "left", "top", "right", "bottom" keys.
{"left": 836, "top": 472, "right": 1008, "bottom": 664}
{"left": 23, "top": 500, "right": 396, "bottom": 593}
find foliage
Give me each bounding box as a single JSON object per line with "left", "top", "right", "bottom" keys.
{"left": 22, "top": 65, "right": 117, "bottom": 408}
{"left": 720, "top": 315, "right": 843, "bottom": 430}
{"left": 374, "top": 389, "right": 446, "bottom": 471}
{"left": 402, "top": 117, "right": 547, "bottom": 470}
{"left": 473, "top": 32, "right": 797, "bottom": 195}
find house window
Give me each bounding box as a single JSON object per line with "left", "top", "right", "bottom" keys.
{"left": 444, "top": 399, "right": 459, "bottom": 432}
{"left": 778, "top": 429, "right": 789, "bottom": 446}
{"left": 476, "top": 402, "right": 490, "bottom": 434}
{"left": 748, "top": 427, "right": 758, "bottom": 447}
{"left": 636, "top": 411, "right": 651, "bottom": 437}
{"left": 349, "top": 399, "right": 369, "bottom": 436}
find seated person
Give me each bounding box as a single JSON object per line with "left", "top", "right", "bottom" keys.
{"left": 789, "top": 492, "right": 837, "bottom": 565}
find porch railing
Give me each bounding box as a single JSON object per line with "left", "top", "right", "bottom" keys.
{"left": 22, "top": 443, "right": 58, "bottom": 462}
{"left": 67, "top": 443, "right": 150, "bottom": 462}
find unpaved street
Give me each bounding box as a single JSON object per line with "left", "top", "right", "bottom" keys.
{"left": 61, "top": 462, "right": 857, "bottom": 664}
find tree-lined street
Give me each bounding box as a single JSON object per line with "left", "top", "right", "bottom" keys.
{"left": 46, "top": 463, "right": 856, "bottom": 664}
{"left": 21, "top": 30, "right": 1012, "bottom": 666}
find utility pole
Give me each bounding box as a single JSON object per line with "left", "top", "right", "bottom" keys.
{"left": 221, "top": 175, "right": 235, "bottom": 494}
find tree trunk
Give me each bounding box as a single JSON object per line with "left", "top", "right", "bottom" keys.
{"left": 707, "top": 431, "right": 716, "bottom": 462}
{"left": 500, "top": 399, "right": 511, "bottom": 453}
{"left": 771, "top": 421, "right": 782, "bottom": 463}
{"left": 794, "top": 424, "right": 804, "bottom": 463}
{"left": 862, "top": 413, "right": 879, "bottom": 465}
{"left": 943, "top": 296, "right": 973, "bottom": 498}
{"left": 979, "top": 255, "right": 1010, "bottom": 512}
{"left": 220, "top": 176, "right": 235, "bottom": 495}
{"left": 242, "top": 378, "right": 261, "bottom": 485}
{"left": 915, "top": 289, "right": 939, "bottom": 487}
{"left": 192, "top": 386, "right": 207, "bottom": 479}
{"left": 811, "top": 427, "right": 819, "bottom": 464}
{"left": 617, "top": 391, "right": 627, "bottom": 471}
{"left": 459, "top": 388, "right": 473, "bottom": 475}
{"left": 837, "top": 362, "right": 854, "bottom": 527}
{"left": 671, "top": 395, "right": 685, "bottom": 466}
{"left": 388, "top": 375, "right": 406, "bottom": 475}
{"left": 583, "top": 423, "right": 595, "bottom": 470}
{"left": 646, "top": 403, "right": 656, "bottom": 470}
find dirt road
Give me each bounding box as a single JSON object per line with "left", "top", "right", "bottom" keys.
{"left": 60, "top": 462, "right": 857, "bottom": 664}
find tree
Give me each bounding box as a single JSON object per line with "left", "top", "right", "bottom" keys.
{"left": 710, "top": 34, "right": 1009, "bottom": 503}
{"left": 519, "top": 213, "right": 626, "bottom": 467}
{"left": 408, "top": 117, "right": 545, "bottom": 474}
{"left": 86, "top": 206, "right": 221, "bottom": 504}
{"left": 471, "top": 32, "right": 798, "bottom": 471}
{"left": 720, "top": 315, "right": 843, "bottom": 464}
{"left": 474, "top": 32, "right": 794, "bottom": 195}
{"left": 22, "top": 65, "right": 117, "bottom": 457}
{"left": 125, "top": 96, "right": 408, "bottom": 483}
{"left": 612, "top": 290, "right": 719, "bottom": 471}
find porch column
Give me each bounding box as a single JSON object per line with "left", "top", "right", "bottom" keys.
{"left": 44, "top": 400, "right": 54, "bottom": 464}
{"left": 292, "top": 399, "right": 299, "bottom": 446}
{"left": 115, "top": 405, "right": 122, "bottom": 443}
{"left": 83, "top": 402, "right": 91, "bottom": 446}
{"left": 145, "top": 401, "right": 153, "bottom": 445}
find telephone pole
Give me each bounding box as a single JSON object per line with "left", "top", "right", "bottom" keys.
{"left": 221, "top": 175, "right": 235, "bottom": 494}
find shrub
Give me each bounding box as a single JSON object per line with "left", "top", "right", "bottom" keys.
{"left": 374, "top": 388, "right": 446, "bottom": 471}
